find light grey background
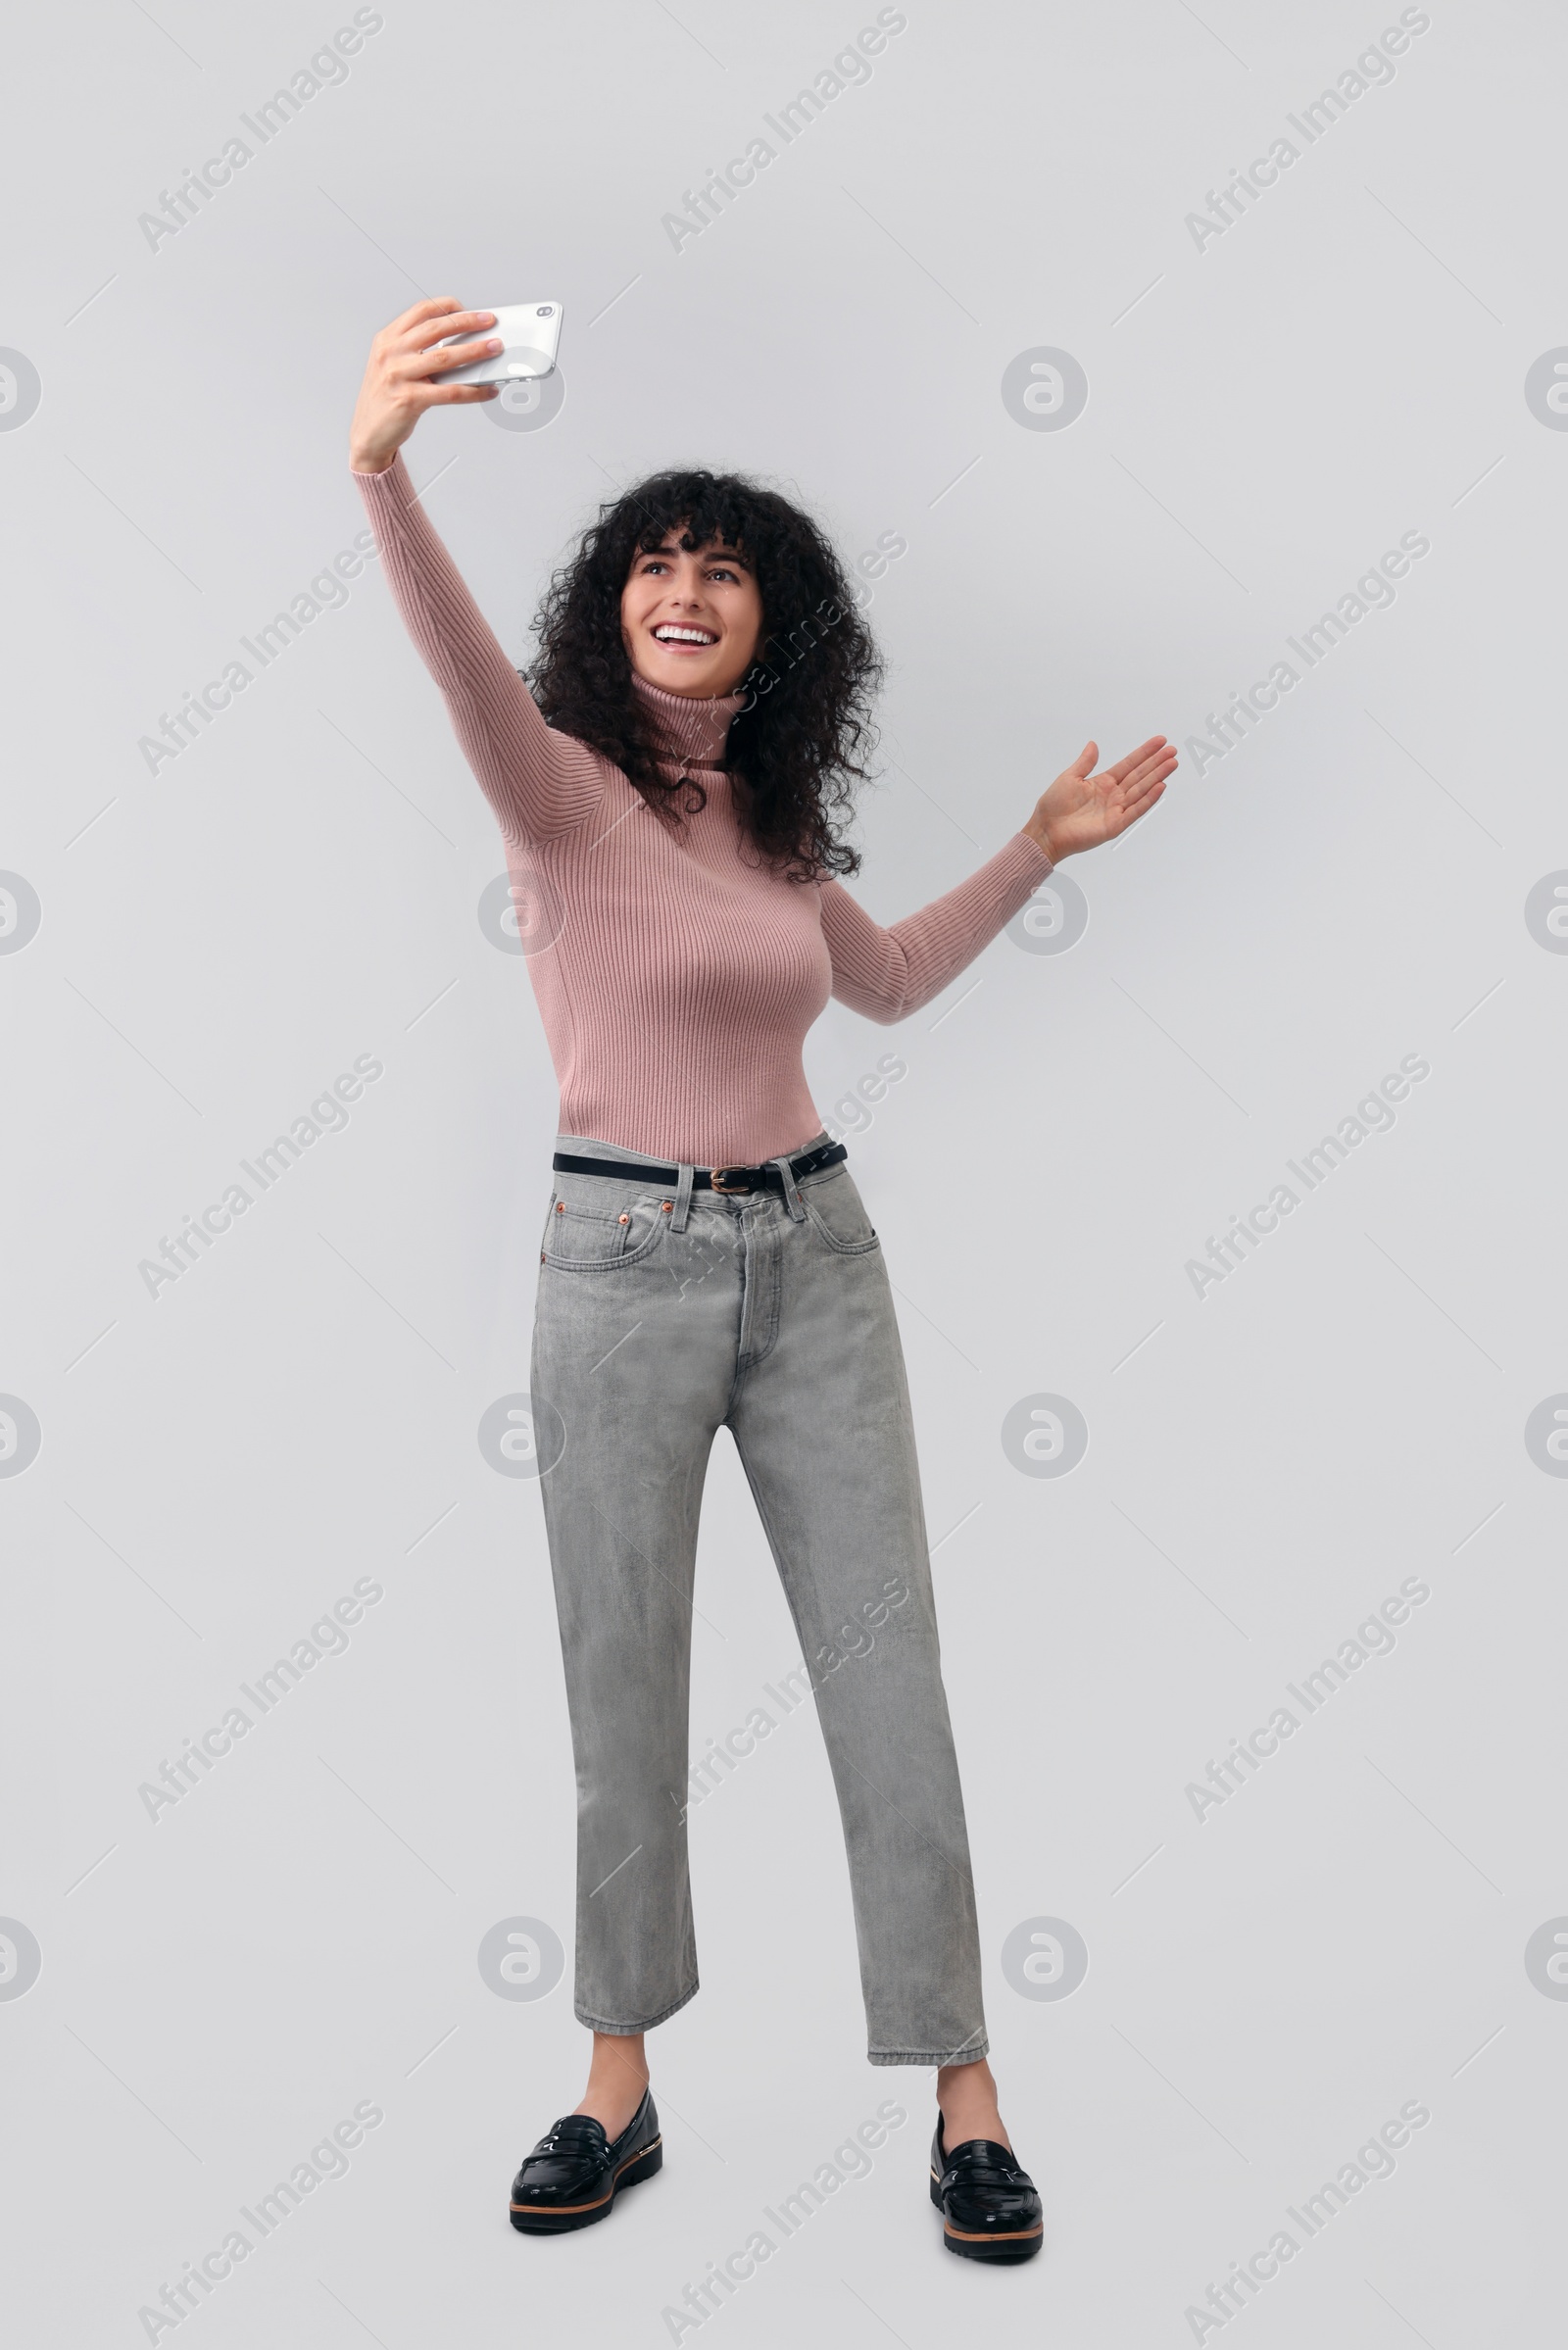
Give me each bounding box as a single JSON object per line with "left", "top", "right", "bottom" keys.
{"left": 4, "top": 1, "right": 1564, "bottom": 2342}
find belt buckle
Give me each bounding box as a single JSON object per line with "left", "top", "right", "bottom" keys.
{"left": 710, "top": 1166, "right": 754, "bottom": 1194}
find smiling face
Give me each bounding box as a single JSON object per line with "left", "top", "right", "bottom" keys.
{"left": 619, "top": 528, "right": 764, "bottom": 700}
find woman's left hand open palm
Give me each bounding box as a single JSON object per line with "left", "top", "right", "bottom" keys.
{"left": 1028, "top": 736, "right": 1176, "bottom": 862}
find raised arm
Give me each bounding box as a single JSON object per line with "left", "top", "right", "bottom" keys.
{"left": 820, "top": 831, "right": 1054, "bottom": 1023}
{"left": 349, "top": 299, "right": 601, "bottom": 846}
{"left": 822, "top": 731, "right": 1178, "bottom": 1021}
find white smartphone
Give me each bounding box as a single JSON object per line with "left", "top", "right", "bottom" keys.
{"left": 432, "top": 303, "right": 564, "bottom": 385}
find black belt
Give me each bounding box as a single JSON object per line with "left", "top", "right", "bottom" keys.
{"left": 552, "top": 1139, "right": 847, "bottom": 1197}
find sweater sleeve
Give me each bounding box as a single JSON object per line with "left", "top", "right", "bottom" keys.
{"left": 353, "top": 453, "right": 602, "bottom": 845}
{"left": 820, "top": 830, "right": 1054, "bottom": 1024}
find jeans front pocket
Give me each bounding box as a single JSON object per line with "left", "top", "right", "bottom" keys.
{"left": 798, "top": 1164, "right": 880, "bottom": 1254}
{"left": 542, "top": 1183, "right": 669, "bottom": 1272}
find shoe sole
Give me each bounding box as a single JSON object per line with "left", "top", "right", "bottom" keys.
{"left": 930, "top": 2169, "right": 1044, "bottom": 2261}
{"left": 510, "top": 2137, "right": 663, "bottom": 2233}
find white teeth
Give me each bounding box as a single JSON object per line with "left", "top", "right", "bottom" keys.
{"left": 655, "top": 626, "right": 716, "bottom": 645}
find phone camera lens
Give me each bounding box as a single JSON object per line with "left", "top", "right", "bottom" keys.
{"left": 537, "top": 305, "right": 554, "bottom": 316}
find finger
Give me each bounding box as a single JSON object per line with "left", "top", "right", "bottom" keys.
{"left": 410, "top": 333, "right": 502, "bottom": 377}
{"left": 422, "top": 381, "right": 502, "bottom": 405}
{"left": 405, "top": 306, "right": 497, "bottom": 353}
{"left": 1111, "top": 744, "right": 1178, "bottom": 798}
{"left": 1117, "top": 760, "right": 1175, "bottom": 816}
{"left": 1103, "top": 734, "right": 1169, "bottom": 785}
{"left": 382, "top": 295, "right": 468, "bottom": 338}
{"left": 1106, "top": 775, "right": 1168, "bottom": 837}
{"left": 1072, "top": 740, "right": 1098, "bottom": 778}
{"left": 1103, "top": 736, "right": 1168, "bottom": 787}
{"left": 1120, "top": 770, "right": 1169, "bottom": 817}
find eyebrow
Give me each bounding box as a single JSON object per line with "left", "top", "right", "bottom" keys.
{"left": 640, "top": 540, "right": 754, "bottom": 572}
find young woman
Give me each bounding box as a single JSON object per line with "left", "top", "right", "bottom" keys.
{"left": 349, "top": 298, "right": 1174, "bottom": 2262}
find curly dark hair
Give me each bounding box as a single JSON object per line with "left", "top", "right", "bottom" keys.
{"left": 527, "top": 468, "right": 882, "bottom": 883}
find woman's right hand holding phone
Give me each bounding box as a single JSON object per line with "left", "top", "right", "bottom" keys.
{"left": 349, "top": 298, "right": 502, "bottom": 474}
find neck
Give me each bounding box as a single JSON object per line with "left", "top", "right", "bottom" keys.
{"left": 630, "top": 669, "right": 745, "bottom": 767}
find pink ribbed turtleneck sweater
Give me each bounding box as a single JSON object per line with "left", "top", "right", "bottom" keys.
{"left": 355, "top": 454, "right": 1054, "bottom": 1164}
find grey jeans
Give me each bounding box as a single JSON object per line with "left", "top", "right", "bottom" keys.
{"left": 529, "top": 1128, "right": 988, "bottom": 2068}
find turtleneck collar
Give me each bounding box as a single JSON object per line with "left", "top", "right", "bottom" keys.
{"left": 630, "top": 670, "right": 745, "bottom": 768}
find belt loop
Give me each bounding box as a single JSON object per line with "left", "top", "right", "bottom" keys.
{"left": 671, "top": 1159, "right": 696, "bottom": 1232}
{"left": 773, "top": 1145, "right": 808, "bottom": 1222}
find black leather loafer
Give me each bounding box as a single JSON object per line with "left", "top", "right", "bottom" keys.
{"left": 509, "top": 2089, "right": 662, "bottom": 2233}
{"left": 929, "top": 2120, "right": 1044, "bottom": 2261}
